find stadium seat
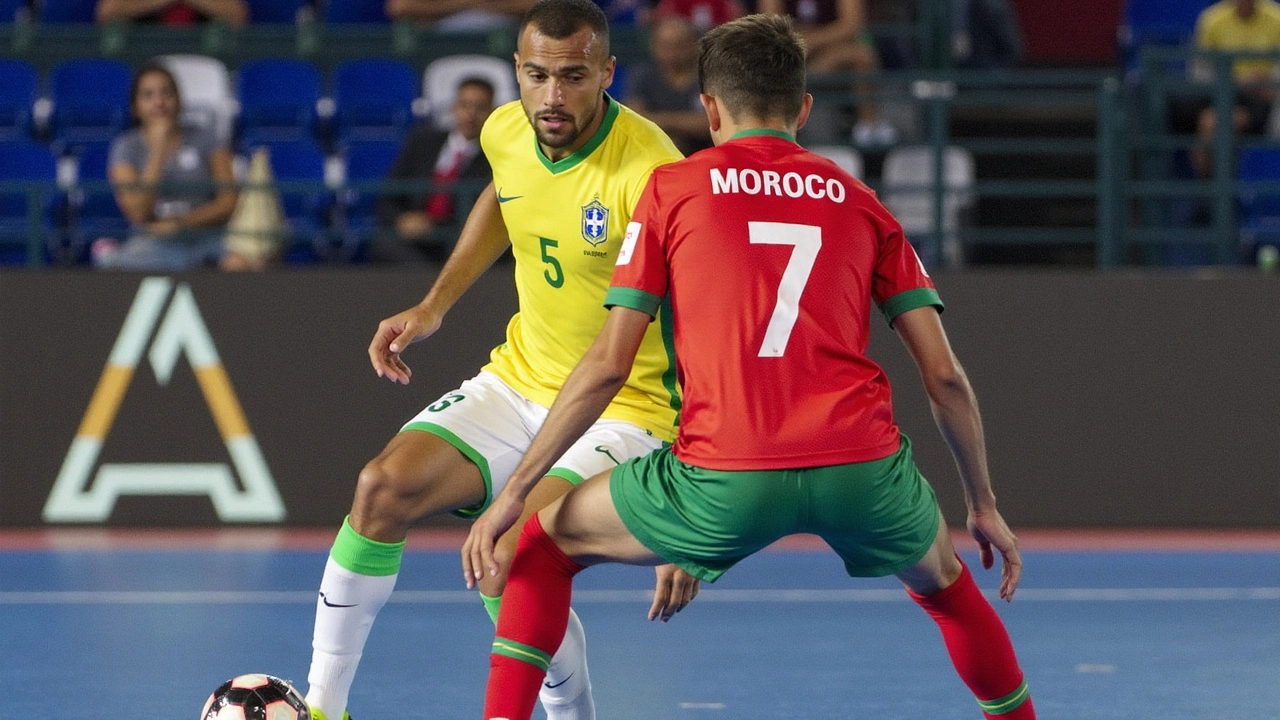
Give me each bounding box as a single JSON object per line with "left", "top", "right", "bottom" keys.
{"left": 331, "top": 58, "right": 418, "bottom": 142}
{"left": 422, "top": 55, "right": 518, "bottom": 131}
{"left": 0, "top": 59, "right": 37, "bottom": 140}
{"left": 156, "top": 54, "right": 235, "bottom": 144}
{"left": 810, "top": 145, "right": 864, "bottom": 181}
{"left": 245, "top": 0, "right": 310, "bottom": 23}
{"left": 0, "top": 0, "right": 30, "bottom": 23}
{"left": 67, "top": 140, "right": 129, "bottom": 258}
{"left": 1119, "top": 0, "right": 1213, "bottom": 77}
{"left": 323, "top": 0, "right": 389, "bottom": 23}
{"left": 236, "top": 59, "right": 321, "bottom": 143}
{"left": 338, "top": 138, "right": 400, "bottom": 245}
{"left": 0, "top": 140, "right": 60, "bottom": 265}
{"left": 48, "top": 58, "right": 132, "bottom": 144}
{"left": 38, "top": 0, "right": 98, "bottom": 23}
{"left": 240, "top": 138, "right": 333, "bottom": 262}
{"left": 881, "top": 145, "right": 975, "bottom": 268}
{"left": 1237, "top": 147, "right": 1280, "bottom": 255}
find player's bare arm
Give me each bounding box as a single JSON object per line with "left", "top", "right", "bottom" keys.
{"left": 369, "top": 183, "right": 511, "bottom": 383}
{"left": 463, "top": 305, "right": 651, "bottom": 584}
{"left": 893, "top": 306, "right": 1022, "bottom": 601}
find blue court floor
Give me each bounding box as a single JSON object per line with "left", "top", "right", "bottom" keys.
{"left": 1, "top": 539, "right": 1277, "bottom": 719}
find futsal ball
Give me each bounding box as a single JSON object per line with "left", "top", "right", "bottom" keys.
{"left": 200, "top": 673, "right": 311, "bottom": 720}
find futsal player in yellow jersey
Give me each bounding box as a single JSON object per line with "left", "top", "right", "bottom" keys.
{"left": 302, "top": 3, "right": 696, "bottom": 720}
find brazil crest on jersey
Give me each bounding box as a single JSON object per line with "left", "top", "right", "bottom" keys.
{"left": 479, "top": 95, "right": 684, "bottom": 440}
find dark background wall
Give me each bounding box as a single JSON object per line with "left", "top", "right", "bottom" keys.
{"left": 1, "top": 269, "right": 1276, "bottom": 528}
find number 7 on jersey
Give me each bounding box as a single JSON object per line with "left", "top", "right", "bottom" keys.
{"left": 749, "top": 221, "right": 822, "bottom": 358}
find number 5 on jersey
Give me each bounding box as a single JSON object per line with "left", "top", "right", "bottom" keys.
{"left": 750, "top": 222, "right": 821, "bottom": 358}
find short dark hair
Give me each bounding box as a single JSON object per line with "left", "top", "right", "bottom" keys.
{"left": 457, "top": 76, "right": 496, "bottom": 100}
{"left": 698, "top": 14, "right": 806, "bottom": 122}
{"left": 519, "top": 0, "right": 610, "bottom": 59}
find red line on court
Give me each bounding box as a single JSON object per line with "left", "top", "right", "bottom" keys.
{"left": 1, "top": 527, "right": 1279, "bottom": 551}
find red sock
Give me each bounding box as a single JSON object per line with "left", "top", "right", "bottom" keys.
{"left": 909, "top": 560, "right": 1036, "bottom": 719}
{"left": 483, "top": 513, "right": 585, "bottom": 720}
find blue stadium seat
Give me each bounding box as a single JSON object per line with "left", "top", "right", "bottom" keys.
{"left": 0, "top": 140, "right": 60, "bottom": 265}
{"left": 339, "top": 138, "right": 400, "bottom": 243}
{"left": 0, "top": 0, "right": 30, "bottom": 23}
{"left": 38, "top": 0, "right": 98, "bottom": 23}
{"left": 241, "top": 138, "right": 333, "bottom": 262}
{"left": 245, "top": 0, "right": 310, "bottom": 23}
{"left": 0, "top": 59, "right": 37, "bottom": 140}
{"left": 331, "top": 58, "right": 418, "bottom": 142}
{"left": 323, "top": 0, "right": 388, "bottom": 23}
{"left": 48, "top": 58, "right": 132, "bottom": 144}
{"left": 68, "top": 140, "right": 128, "bottom": 255}
{"left": 237, "top": 59, "right": 321, "bottom": 143}
{"left": 1237, "top": 147, "right": 1280, "bottom": 256}
{"left": 1119, "top": 0, "right": 1214, "bottom": 77}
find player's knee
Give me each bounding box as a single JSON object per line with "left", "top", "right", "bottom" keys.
{"left": 353, "top": 459, "right": 423, "bottom": 525}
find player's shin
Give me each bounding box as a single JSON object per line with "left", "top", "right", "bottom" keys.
{"left": 479, "top": 594, "right": 595, "bottom": 720}
{"left": 908, "top": 560, "right": 1036, "bottom": 719}
{"left": 306, "top": 517, "right": 404, "bottom": 720}
{"left": 485, "top": 513, "right": 585, "bottom": 720}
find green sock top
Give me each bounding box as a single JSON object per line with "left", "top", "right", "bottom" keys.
{"left": 329, "top": 516, "right": 406, "bottom": 576}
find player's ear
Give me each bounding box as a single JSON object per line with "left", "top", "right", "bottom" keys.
{"left": 602, "top": 55, "right": 617, "bottom": 91}
{"left": 701, "top": 94, "right": 720, "bottom": 131}
{"left": 795, "top": 93, "right": 814, "bottom": 132}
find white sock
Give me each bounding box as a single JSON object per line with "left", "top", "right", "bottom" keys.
{"left": 305, "top": 557, "right": 398, "bottom": 718}
{"left": 539, "top": 608, "right": 595, "bottom": 720}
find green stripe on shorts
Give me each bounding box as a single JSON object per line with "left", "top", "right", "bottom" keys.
{"left": 401, "top": 421, "right": 492, "bottom": 517}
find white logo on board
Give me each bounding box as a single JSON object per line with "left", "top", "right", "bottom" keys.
{"left": 43, "top": 277, "right": 285, "bottom": 523}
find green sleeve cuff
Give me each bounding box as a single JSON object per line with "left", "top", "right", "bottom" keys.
{"left": 604, "top": 286, "right": 662, "bottom": 317}
{"left": 879, "top": 287, "right": 944, "bottom": 326}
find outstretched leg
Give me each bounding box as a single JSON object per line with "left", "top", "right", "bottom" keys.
{"left": 307, "top": 431, "right": 485, "bottom": 720}
{"left": 898, "top": 511, "right": 1035, "bottom": 719}
{"left": 484, "top": 471, "right": 661, "bottom": 720}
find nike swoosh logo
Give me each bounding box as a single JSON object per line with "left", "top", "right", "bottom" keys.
{"left": 496, "top": 188, "right": 524, "bottom": 203}
{"left": 543, "top": 673, "right": 572, "bottom": 689}
{"left": 319, "top": 592, "right": 358, "bottom": 608}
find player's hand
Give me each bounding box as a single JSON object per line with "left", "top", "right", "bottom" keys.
{"left": 648, "top": 564, "right": 700, "bottom": 622}
{"left": 968, "top": 509, "right": 1022, "bottom": 602}
{"left": 368, "top": 304, "right": 442, "bottom": 384}
{"left": 462, "top": 493, "right": 525, "bottom": 589}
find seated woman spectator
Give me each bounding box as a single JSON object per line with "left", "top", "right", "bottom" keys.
{"left": 94, "top": 63, "right": 240, "bottom": 271}
{"left": 96, "top": 0, "right": 248, "bottom": 26}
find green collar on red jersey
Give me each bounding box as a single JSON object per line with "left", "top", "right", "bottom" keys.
{"left": 728, "top": 128, "right": 796, "bottom": 143}
{"left": 534, "top": 93, "right": 621, "bottom": 174}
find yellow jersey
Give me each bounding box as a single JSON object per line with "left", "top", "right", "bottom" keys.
{"left": 1196, "top": 0, "right": 1280, "bottom": 80}
{"left": 479, "top": 95, "right": 684, "bottom": 440}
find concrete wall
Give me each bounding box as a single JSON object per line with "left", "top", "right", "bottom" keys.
{"left": 2, "top": 269, "right": 1276, "bottom": 527}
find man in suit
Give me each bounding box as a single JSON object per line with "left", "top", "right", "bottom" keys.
{"left": 374, "top": 77, "right": 496, "bottom": 261}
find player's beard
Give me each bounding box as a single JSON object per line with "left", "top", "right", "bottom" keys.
{"left": 534, "top": 99, "right": 599, "bottom": 150}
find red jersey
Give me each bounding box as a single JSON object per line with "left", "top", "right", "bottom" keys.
{"left": 605, "top": 130, "right": 942, "bottom": 470}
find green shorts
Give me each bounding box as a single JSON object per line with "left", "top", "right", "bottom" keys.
{"left": 610, "top": 436, "right": 940, "bottom": 582}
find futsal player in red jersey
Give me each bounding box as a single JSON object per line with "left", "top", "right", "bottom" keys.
{"left": 463, "top": 13, "right": 1036, "bottom": 720}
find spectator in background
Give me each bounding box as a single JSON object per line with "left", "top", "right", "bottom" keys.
{"left": 96, "top": 0, "right": 248, "bottom": 26}
{"left": 593, "top": 0, "right": 648, "bottom": 26}
{"left": 626, "top": 15, "right": 712, "bottom": 155}
{"left": 372, "top": 77, "right": 495, "bottom": 262}
{"left": 653, "top": 0, "right": 743, "bottom": 33}
{"left": 94, "top": 63, "right": 239, "bottom": 271}
{"left": 952, "top": 0, "right": 1022, "bottom": 69}
{"left": 385, "top": 0, "right": 535, "bottom": 32}
{"left": 1188, "top": 0, "right": 1280, "bottom": 177}
{"left": 759, "top": 0, "right": 896, "bottom": 146}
